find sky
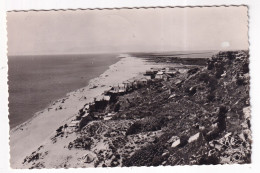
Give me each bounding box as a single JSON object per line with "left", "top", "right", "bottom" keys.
{"left": 7, "top": 6, "right": 248, "bottom": 55}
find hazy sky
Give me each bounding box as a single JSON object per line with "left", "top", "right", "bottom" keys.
{"left": 7, "top": 6, "right": 248, "bottom": 55}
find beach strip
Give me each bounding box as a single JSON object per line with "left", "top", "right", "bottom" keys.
{"left": 9, "top": 55, "right": 162, "bottom": 168}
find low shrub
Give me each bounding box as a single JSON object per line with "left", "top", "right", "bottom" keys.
{"left": 152, "top": 155, "right": 165, "bottom": 166}
{"left": 208, "top": 77, "right": 218, "bottom": 91}
{"left": 215, "top": 68, "right": 224, "bottom": 79}
{"left": 227, "top": 52, "right": 235, "bottom": 61}
{"left": 199, "top": 155, "right": 220, "bottom": 165}
{"left": 56, "top": 126, "right": 63, "bottom": 133}
{"left": 122, "top": 143, "right": 164, "bottom": 166}
{"left": 79, "top": 115, "right": 93, "bottom": 130}
{"left": 242, "top": 62, "right": 249, "bottom": 74}
{"left": 114, "top": 103, "right": 121, "bottom": 112}
{"left": 236, "top": 78, "right": 245, "bottom": 86}
{"left": 125, "top": 122, "right": 142, "bottom": 136}
{"left": 199, "top": 73, "right": 210, "bottom": 83}
{"left": 218, "top": 106, "right": 228, "bottom": 131}
{"left": 207, "top": 93, "right": 215, "bottom": 102}
{"left": 188, "top": 67, "right": 199, "bottom": 75}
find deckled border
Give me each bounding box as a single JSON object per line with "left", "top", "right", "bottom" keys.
{"left": 7, "top": 4, "right": 248, "bottom": 12}
{"left": 4, "top": 4, "right": 253, "bottom": 172}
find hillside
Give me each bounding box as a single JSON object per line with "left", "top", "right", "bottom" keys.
{"left": 21, "top": 50, "right": 251, "bottom": 168}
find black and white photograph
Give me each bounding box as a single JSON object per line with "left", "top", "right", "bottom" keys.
{"left": 6, "top": 5, "right": 251, "bottom": 169}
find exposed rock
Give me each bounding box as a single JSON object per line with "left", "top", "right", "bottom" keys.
{"left": 188, "top": 132, "right": 200, "bottom": 143}
{"left": 22, "top": 51, "right": 251, "bottom": 168}
{"left": 171, "top": 139, "right": 181, "bottom": 148}
{"left": 243, "top": 106, "right": 250, "bottom": 120}
{"left": 168, "top": 136, "right": 179, "bottom": 143}
{"left": 199, "top": 126, "right": 205, "bottom": 131}
{"left": 83, "top": 153, "right": 95, "bottom": 163}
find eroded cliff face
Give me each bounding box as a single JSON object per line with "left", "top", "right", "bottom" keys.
{"left": 22, "top": 51, "right": 251, "bottom": 168}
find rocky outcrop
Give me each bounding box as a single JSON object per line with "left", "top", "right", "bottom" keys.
{"left": 121, "top": 50, "right": 250, "bottom": 166}
{"left": 21, "top": 50, "right": 251, "bottom": 168}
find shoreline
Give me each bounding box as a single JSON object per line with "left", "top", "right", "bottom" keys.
{"left": 9, "top": 56, "right": 122, "bottom": 131}
{"left": 9, "top": 54, "right": 121, "bottom": 130}
{"left": 9, "top": 50, "right": 251, "bottom": 168}
{"left": 10, "top": 55, "right": 164, "bottom": 168}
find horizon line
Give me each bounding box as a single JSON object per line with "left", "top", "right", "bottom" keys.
{"left": 7, "top": 48, "right": 246, "bottom": 57}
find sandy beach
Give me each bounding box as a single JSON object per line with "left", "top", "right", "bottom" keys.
{"left": 9, "top": 55, "right": 162, "bottom": 168}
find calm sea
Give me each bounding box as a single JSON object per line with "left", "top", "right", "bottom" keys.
{"left": 8, "top": 54, "right": 120, "bottom": 129}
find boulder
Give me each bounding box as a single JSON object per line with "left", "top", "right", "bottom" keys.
{"left": 243, "top": 106, "right": 250, "bottom": 120}
{"left": 224, "top": 132, "right": 232, "bottom": 138}
{"left": 199, "top": 126, "right": 205, "bottom": 131}
{"left": 171, "top": 139, "right": 181, "bottom": 148}
{"left": 188, "top": 132, "right": 200, "bottom": 143}
{"left": 167, "top": 136, "right": 179, "bottom": 143}
{"left": 84, "top": 153, "right": 95, "bottom": 163}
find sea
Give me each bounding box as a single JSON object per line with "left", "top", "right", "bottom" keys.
{"left": 8, "top": 54, "right": 120, "bottom": 129}
{"left": 8, "top": 50, "right": 218, "bottom": 129}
